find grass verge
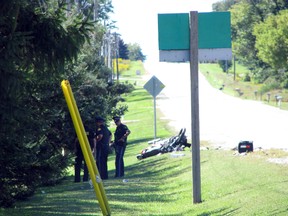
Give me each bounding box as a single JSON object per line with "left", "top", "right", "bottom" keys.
{"left": 199, "top": 63, "right": 288, "bottom": 110}
{"left": 1, "top": 61, "right": 288, "bottom": 216}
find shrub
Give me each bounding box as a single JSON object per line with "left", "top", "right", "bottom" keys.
{"left": 281, "top": 79, "right": 288, "bottom": 89}
{"left": 243, "top": 73, "right": 251, "bottom": 82}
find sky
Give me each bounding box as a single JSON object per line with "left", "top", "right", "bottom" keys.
{"left": 111, "top": 0, "right": 221, "bottom": 61}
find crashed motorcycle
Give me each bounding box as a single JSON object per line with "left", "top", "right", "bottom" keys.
{"left": 136, "top": 128, "right": 191, "bottom": 160}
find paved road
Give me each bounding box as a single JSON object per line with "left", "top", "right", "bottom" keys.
{"left": 144, "top": 61, "right": 288, "bottom": 150}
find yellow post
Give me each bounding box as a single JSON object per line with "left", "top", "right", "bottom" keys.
{"left": 61, "top": 80, "right": 111, "bottom": 216}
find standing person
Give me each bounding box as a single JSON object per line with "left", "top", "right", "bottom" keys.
{"left": 74, "top": 126, "right": 96, "bottom": 182}
{"left": 95, "top": 117, "right": 112, "bottom": 180}
{"left": 113, "top": 116, "right": 130, "bottom": 178}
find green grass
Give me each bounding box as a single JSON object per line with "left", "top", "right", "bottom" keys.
{"left": 199, "top": 63, "right": 262, "bottom": 98}
{"left": 199, "top": 62, "right": 288, "bottom": 110}
{"left": 1, "top": 61, "right": 288, "bottom": 216}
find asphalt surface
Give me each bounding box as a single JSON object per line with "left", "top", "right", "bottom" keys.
{"left": 144, "top": 61, "right": 288, "bottom": 151}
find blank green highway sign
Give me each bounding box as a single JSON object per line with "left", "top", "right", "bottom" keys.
{"left": 198, "top": 12, "right": 231, "bottom": 49}
{"left": 158, "top": 12, "right": 231, "bottom": 49}
{"left": 158, "top": 13, "right": 190, "bottom": 50}
{"left": 158, "top": 12, "right": 232, "bottom": 61}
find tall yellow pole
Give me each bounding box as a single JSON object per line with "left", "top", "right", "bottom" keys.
{"left": 61, "top": 80, "right": 111, "bottom": 216}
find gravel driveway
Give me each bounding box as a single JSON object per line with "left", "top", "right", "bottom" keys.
{"left": 144, "top": 61, "right": 288, "bottom": 151}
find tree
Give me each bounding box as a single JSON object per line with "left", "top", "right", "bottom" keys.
{"left": 0, "top": 0, "right": 133, "bottom": 207}
{"left": 254, "top": 10, "right": 288, "bottom": 70}
{"left": 213, "top": 0, "right": 288, "bottom": 84}
{"left": 72, "top": 38, "right": 134, "bottom": 129}
{"left": 218, "top": 60, "right": 232, "bottom": 73}
{"left": 230, "top": 1, "right": 261, "bottom": 67}
{"left": 0, "top": 0, "right": 130, "bottom": 207}
{"left": 0, "top": 0, "right": 94, "bottom": 207}
{"left": 118, "top": 38, "right": 129, "bottom": 59}
{"left": 212, "top": 0, "right": 240, "bottom": 11}
{"left": 229, "top": 0, "right": 288, "bottom": 82}
{"left": 128, "top": 43, "right": 146, "bottom": 62}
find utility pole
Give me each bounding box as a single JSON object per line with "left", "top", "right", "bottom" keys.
{"left": 93, "top": 0, "right": 98, "bottom": 21}
{"left": 66, "top": 0, "right": 71, "bottom": 15}
{"left": 233, "top": 55, "right": 236, "bottom": 81}
{"left": 113, "top": 33, "right": 120, "bottom": 81}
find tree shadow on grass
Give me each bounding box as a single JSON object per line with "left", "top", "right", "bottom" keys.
{"left": 129, "top": 137, "right": 155, "bottom": 145}
{"left": 195, "top": 207, "right": 240, "bottom": 216}
{"left": 9, "top": 180, "right": 240, "bottom": 216}
{"left": 7, "top": 150, "right": 192, "bottom": 215}
{"left": 8, "top": 178, "right": 102, "bottom": 215}
{"left": 127, "top": 91, "right": 152, "bottom": 102}
{"left": 105, "top": 152, "right": 196, "bottom": 214}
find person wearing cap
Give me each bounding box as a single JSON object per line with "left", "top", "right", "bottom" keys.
{"left": 112, "top": 116, "right": 130, "bottom": 178}
{"left": 95, "top": 117, "right": 112, "bottom": 180}
{"left": 74, "top": 126, "right": 96, "bottom": 182}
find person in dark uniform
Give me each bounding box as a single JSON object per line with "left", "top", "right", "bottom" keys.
{"left": 95, "top": 117, "right": 112, "bottom": 180}
{"left": 112, "top": 116, "right": 130, "bottom": 178}
{"left": 74, "top": 126, "right": 96, "bottom": 182}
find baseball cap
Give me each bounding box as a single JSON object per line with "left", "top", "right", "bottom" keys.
{"left": 95, "top": 116, "right": 105, "bottom": 122}
{"left": 113, "top": 116, "right": 121, "bottom": 121}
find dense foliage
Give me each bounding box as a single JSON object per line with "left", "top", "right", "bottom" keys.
{"left": 213, "top": 0, "right": 288, "bottom": 87}
{"left": 0, "top": 0, "right": 133, "bottom": 207}
{"left": 254, "top": 10, "right": 288, "bottom": 71}
{"left": 118, "top": 38, "right": 129, "bottom": 59}
{"left": 128, "top": 43, "right": 146, "bottom": 62}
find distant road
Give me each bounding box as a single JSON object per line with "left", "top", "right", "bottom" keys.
{"left": 144, "top": 61, "right": 288, "bottom": 150}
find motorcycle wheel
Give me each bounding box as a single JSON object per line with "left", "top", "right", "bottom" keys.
{"left": 136, "top": 154, "right": 143, "bottom": 160}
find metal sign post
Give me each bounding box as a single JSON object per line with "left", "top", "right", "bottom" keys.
{"left": 144, "top": 76, "right": 165, "bottom": 139}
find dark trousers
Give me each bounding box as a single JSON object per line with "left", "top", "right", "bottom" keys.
{"left": 96, "top": 146, "right": 109, "bottom": 180}
{"left": 115, "top": 144, "right": 126, "bottom": 177}
{"left": 74, "top": 152, "right": 89, "bottom": 182}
